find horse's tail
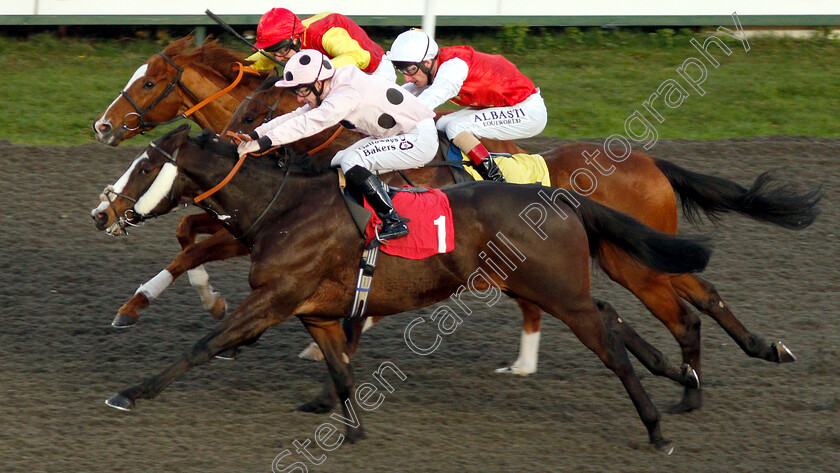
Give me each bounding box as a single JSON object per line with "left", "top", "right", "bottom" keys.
{"left": 654, "top": 158, "right": 822, "bottom": 230}
{"left": 565, "top": 194, "right": 712, "bottom": 275}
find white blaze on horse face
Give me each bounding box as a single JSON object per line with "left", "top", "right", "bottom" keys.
{"left": 96, "top": 64, "right": 149, "bottom": 128}
{"left": 135, "top": 162, "right": 179, "bottom": 216}
{"left": 92, "top": 153, "right": 143, "bottom": 216}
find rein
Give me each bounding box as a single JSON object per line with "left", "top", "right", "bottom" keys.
{"left": 121, "top": 53, "right": 255, "bottom": 131}
{"left": 193, "top": 126, "right": 344, "bottom": 203}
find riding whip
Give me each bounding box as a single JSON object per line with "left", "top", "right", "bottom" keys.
{"left": 204, "top": 9, "right": 283, "bottom": 66}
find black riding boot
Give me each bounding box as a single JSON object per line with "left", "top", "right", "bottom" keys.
{"left": 345, "top": 166, "right": 409, "bottom": 241}
{"left": 475, "top": 157, "right": 506, "bottom": 182}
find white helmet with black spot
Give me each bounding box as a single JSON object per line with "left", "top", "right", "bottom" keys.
{"left": 274, "top": 49, "right": 335, "bottom": 88}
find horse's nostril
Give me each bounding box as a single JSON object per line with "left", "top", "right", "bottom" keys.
{"left": 97, "top": 122, "right": 112, "bottom": 134}
{"left": 92, "top": 211, "right": 109, "bottom": 229}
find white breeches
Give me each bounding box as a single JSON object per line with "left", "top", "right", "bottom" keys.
{"left": 436, "top": 91, "right": 547, "bottom": 141}
{"left": 331, "top": 118, "right": 438, "bottom": 173}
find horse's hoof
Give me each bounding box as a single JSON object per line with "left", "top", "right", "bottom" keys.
{"left": 681, "top": 364, "right": 700, "bottom": 389}
{"left": 209, "top": 297, "right": 228, "bottom": 320}
{"left": 111, "top": 312, "right": 138, "bottom": 328}
{"left": 494, "top": 363, "right": 536, "bottom": 376}
{"left": 654, "top": 439, "right": 675, "bottom": 455}
{"left": 298, "top": 342, "right": 325, "bottom": 361}
{"left": 774, "top": 341, "right": 797, "bottom": 363}
{"left": 296, "top": 399, "right": 335, "bottom": 414}
{"left": 666, "top": 396, "right": 700, "bottom": 414}
{"left": 345, "top": 428, "right": 367, "bottom": 444}
{"left": 215, "top": 348, "right": 239, "bottom": 360}
{"left": 105, "top": 394, "right": 134, "bottom": 411}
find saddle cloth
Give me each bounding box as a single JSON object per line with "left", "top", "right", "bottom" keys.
{"left": 364, "top": 188, "right": 455, "bottom": 259}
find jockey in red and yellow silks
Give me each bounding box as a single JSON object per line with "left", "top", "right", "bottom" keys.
{"left": 248, "top": 9, "right": 396, "bottom": 82}
{"left": 387, "top": 29, "right": 548, "bottom": 182}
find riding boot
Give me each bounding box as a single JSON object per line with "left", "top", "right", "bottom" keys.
{"left": 345, "top": 165, "right": 409, "bottom": 241}
{"left": 452, "top": 131, "right": 506, "bottom": 182}
{"left": 476, "top": 156, "right": 505, "bottom": 182}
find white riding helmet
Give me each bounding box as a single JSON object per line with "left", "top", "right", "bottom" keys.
{"left": 274, "top": 49, "right": 335, "bottom": 88}
{"left": 386, "top": 29, "right": 439, "bottom": 63}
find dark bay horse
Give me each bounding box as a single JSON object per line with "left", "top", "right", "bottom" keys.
{"left": 99, "top": 126, "right": 714, "bottom": 452}
{"left": 92, "top": 41, "right": 821, "bottom": 413}
{"left": 92, "top": 35, "right": 268, "bottom": 146}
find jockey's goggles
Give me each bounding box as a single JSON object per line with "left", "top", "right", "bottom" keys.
{"left": 393, "top": 61, "right": 421, "bottom": 76}
{"left": 265, "top": 38, "right": 297, "bottom": 55}
{"left": 292, "top": 85, "right": 314, "bottom": 98}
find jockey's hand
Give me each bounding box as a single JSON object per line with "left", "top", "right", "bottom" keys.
{"left": 237, "top": 139, "right": 260, "bottom": 157}
{"left": 237, "top": 136, "right": 271, "bottom": 157}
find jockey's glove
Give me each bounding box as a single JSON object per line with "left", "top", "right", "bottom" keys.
{"left": 237, "top": 136, "right": 272, "bottom": 157}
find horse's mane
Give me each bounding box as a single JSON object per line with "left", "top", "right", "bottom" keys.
{"left": 191, "top": 129, "right": 334, "bottom": 176}
{"left": 158, "top": 34, "right": 261, "bottom": 82}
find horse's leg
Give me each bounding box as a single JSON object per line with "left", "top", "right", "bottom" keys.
{"left": 113, "top": 227, "right": 249, "bottom": 327}
{"left": 598, "top": 247, "right": 703, "bottom": 413}
{"left": 594, "top": 299, "right": 699, "bottom": 389}
{"left": 176, "top": 215, "right": 232, "bottom": 319}
{"left": 495, "top": 299, "right": 542, "bottom": 375}
{"left": 105, "top": 287, "right": 283, "bottom": 409}
{"left": 297, "top": 317, "right": 367, "bottom": 413}
{"left": 539, "top": 297, "right": 672, "bottom": 453}
{"left": 672, "top": 274, "right": 796, "bottom": 363}
{"left": 298, "top": 316, "right": 381, "bottom": 361}
{"left": 299, "top": 317, "right": 366, "bottom": 443}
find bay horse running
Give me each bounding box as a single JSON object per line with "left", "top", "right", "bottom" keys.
{"left": 99, "top": 125, "right": 714, "bottom": 452}
{"left": 92, "top": 35, "right": 268, "bottom": 146}
{"left": 92, "top": 41, "right": 821, "bottom": 413}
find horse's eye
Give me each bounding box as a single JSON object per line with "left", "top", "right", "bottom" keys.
{"left": 139, "top": 167, "right": 150, "bottom": 175}
{"left": 144, "top": 81, "right": 155, "bottom": 89}
{"left": 244, "top": 116, "right": 255, "bottom": 124}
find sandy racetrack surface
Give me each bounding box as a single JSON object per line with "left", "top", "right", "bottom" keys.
{"left": 0, "top": 135, "right": 837, "bottom": 472}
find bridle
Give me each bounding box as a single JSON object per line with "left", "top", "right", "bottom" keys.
{"left": 119, "top": 53, "right": 255, "bottom": 132}
{"left": 240, "top": 94, "right": 282, "bottom": 125}
{"left": 120, "top": 53, "right": 202, "bottom": 132}
{"left": 99, "top": 142, "right": 181, "bottom": 235}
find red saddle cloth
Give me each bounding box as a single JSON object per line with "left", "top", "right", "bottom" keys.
{"left": 364, "top": 187, "right": 455, "bottom": 259}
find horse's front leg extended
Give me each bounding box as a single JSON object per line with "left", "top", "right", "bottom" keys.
{"left": 112, "top": 228, "right": 248, "bottom": 327}
{"left": 106, "top": 287, "right": 285, "bottom": 409}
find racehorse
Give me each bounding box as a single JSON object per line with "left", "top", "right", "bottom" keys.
{"left": 92, "top": 35, "right": 268, "bottom": 146}
{"left": 98, "top": 125, "right": 714, "bottom": 452}
{"left": 92, "top": 40, "right": 821, "bottom": 413}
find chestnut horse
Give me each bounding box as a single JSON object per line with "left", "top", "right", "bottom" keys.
{"left": 99, "top": 126, "right": 715, "bottom": 451}
{"left": 92, "top": 35, "right": 268, "bottom": 146}
{"left": 92, "top": 41, "right": 820, "bottom": 413}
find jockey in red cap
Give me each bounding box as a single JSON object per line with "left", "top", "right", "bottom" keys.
{"left": 249, "top": 9, "right": 396, "bottom": 82}
{"left": 387, "top": 29, "right": 548, "bottom": 182}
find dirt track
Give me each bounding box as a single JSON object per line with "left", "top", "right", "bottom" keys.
{"left": 0, "top": 135, "right": 837, "bottom": 472}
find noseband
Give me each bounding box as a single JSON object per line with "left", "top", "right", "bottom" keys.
{"left": 120, "top": 53, "right": 201, "bottom": 131}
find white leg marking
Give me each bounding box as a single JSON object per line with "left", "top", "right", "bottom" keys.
{"left": 188, "top": 265, "right": 221, "bottom": 311}
{"left": 495, "top": 330, "right": 540, "bottom": 375}
{"left": 134, "top": 269, "right": 174, "bottom": 302}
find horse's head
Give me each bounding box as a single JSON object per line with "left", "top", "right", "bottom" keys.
{"left": 91, "top": 124, "right": 193, "bottom": 235}
{"left": 221, "top": 75, "right": 301, "bottom": 139}
{"left": 93, "top": 36, "right": 260, "bottom": 146}
{"left": 92, "top": 36, "right": 200, "bottom": 146}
